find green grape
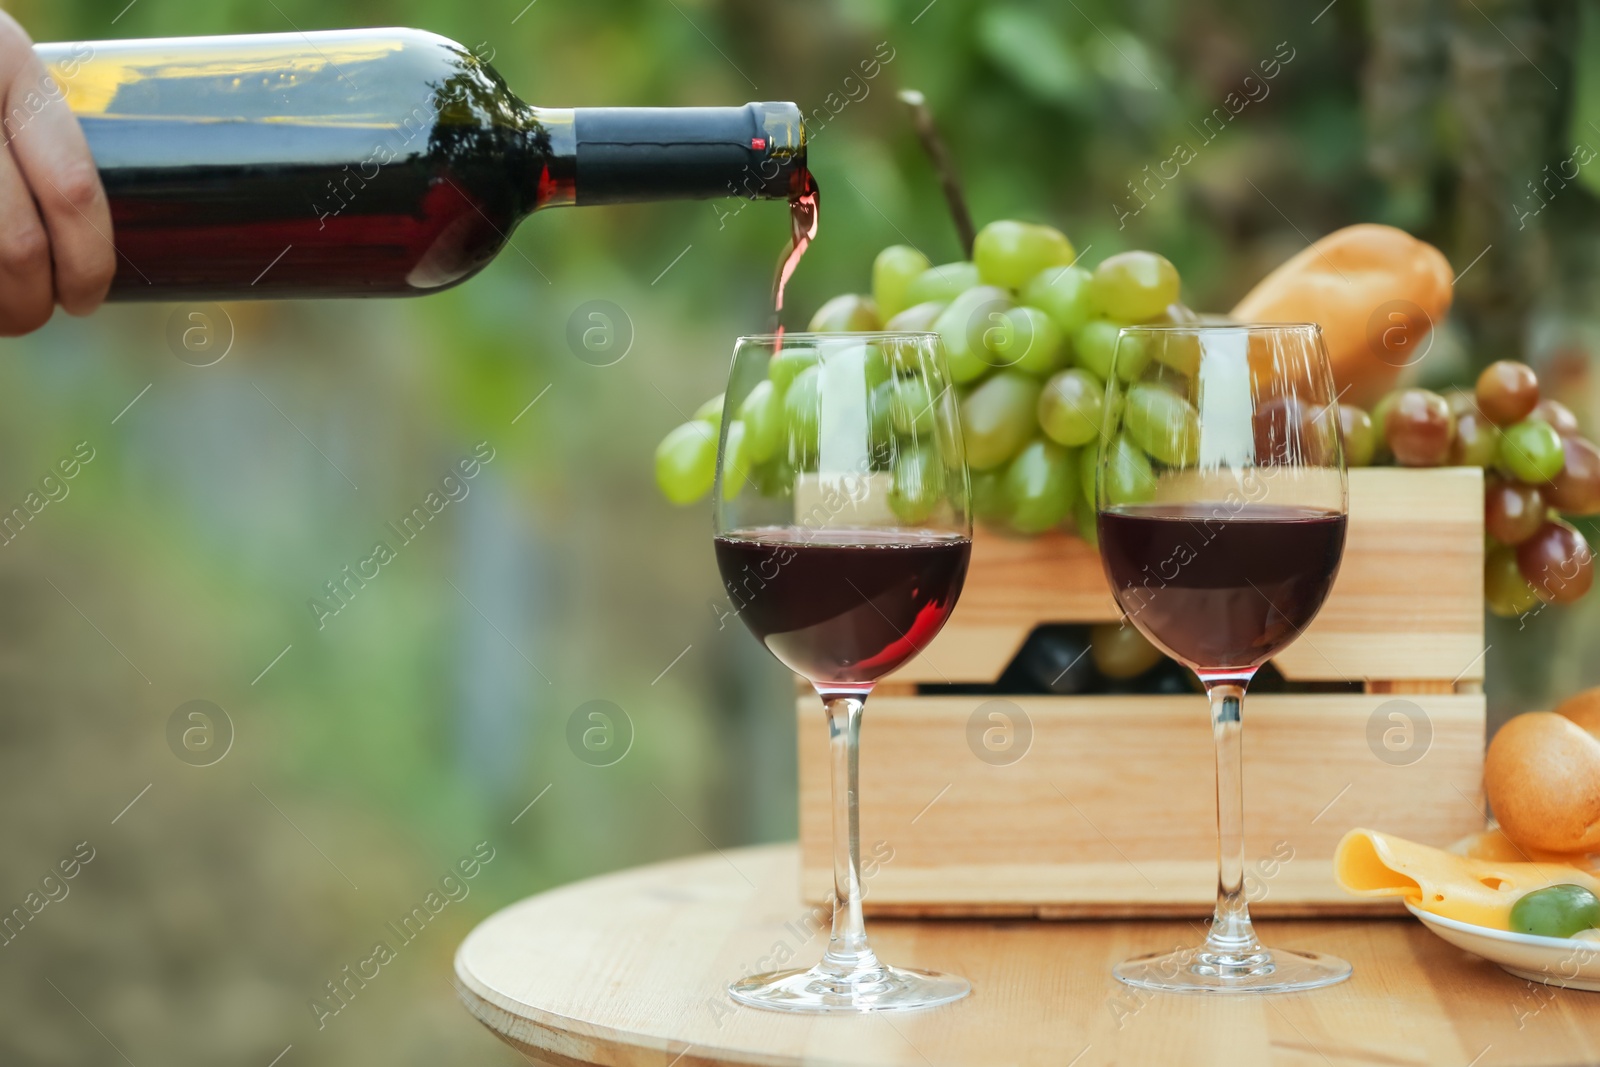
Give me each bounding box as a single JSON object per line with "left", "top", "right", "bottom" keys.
{"left": 986, "top": 306, "right": 1065, "bottom": 376}
{"left": 885, "top": 300, "right": 947, "bottom": 334}
{"left": 1079, "top": 444, "right": 1098, "bottom": 506}
{"left": 1072, "top": 495, "right": 1098, "bottom": 547}
{"left": 1037, "top": 368, "right": 1106, "bottom": 448}
{"left": 721, "top": 420, "right": 751, "bottom": 499}
{"left": 1091, "top": 621, "right": 1163, "bottom": 679}
{"left": 1004, "top": 439, "right": 1077, "bottom": 534}
{"left": 825, "top": 341, "right": 891, "bottom": 390}
{"left": 906, "top": 261, "right": 981, "bottom": 305}
{"left": 1075, "top": 319, "right": 1147, "bottom": 382}
{"left": 784, "top": 363, "right": 821, "bottom": 467}
{"left": 1091, "top": 250, "right": 1181, "bottom": 322}
{"left": 972, "top": 468, "right": 1011, "bottom": 524}
{"left": 961, "top": 371, "right": 1043, "bottom": 471}
{"left": 769, "top": 347, "right": 819, "bottom": 392}
{"left": 1148, "top": 331, "right": 1200, "bottom": 378}
{"left": 807, "top": 293, "right": 880, "bottom": 333}
{"left": 1449, "top": 409, "right": 1500, "bottom": 468}
{"left": 1339, "top": 405, "right": 1376, "bottom": 467}
{"left": 1103, "top": 434, "right": 1157, "bottom": 506}
{"left": 1020, "top": 265, "right": 1097, "bottom": 336}
{"left": 1485, "top": 544, "right": 1540, "bottom": 617}
{"left": 694, "top": 393, "right": 724, "bottom": 429}
{"left": 973, "top": 220, "right": 1076, "bottom": 291}
{"left": 891, "top": 376, "right": 935, "bottom": 436}
{"left": 872, "top": 245, "right": 932, "bottom": 321}
{"left": 654, "top": 421, "right": 717, "bottom": 505}
{"left": 1369, "top": 390, "right": 1400, "bottom": 464}
{"left": 935, "top": 285, "right": 1014, "bottom": 384}
{"left": 1509, "top": 884, "right": 1600, "bottom": 939}
{"left": 738, "top": 380, "right": 783, "bottom": 464}
{"left": 889, "top": 446, "right": 945, "bottom": 524}
{"left": 867, "top": 381, "right": 898, "bottom": 471}
{"left": 1125, "top": 382, "right": 1199, "bottom": 466}
{"left": 752, "top": 457, "right": 794, "bottom": 498}
{"left": 1500, "top": 417, "right": 1566, "bottom": 483}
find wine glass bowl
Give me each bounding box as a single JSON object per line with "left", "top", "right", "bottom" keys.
{"left": 1095, "top": 323, "right": 1352, "bottom": 994}
{"left": 713, "top": 332, "right": 972, "bottom": 1012}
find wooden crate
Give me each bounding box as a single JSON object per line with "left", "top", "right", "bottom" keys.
{"left": 798, "top": 468, "right": 1488, "bottom": 916}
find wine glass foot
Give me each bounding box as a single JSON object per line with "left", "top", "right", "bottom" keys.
{"left": 728, "top": 963, "right": 971, "bottom": 1013}
{"left": 1113, "top": 945, "right": 1351, "bottom": 994}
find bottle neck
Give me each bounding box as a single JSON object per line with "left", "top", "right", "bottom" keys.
{"left": 526, "top": 102, "right": 806, "bottom": 210}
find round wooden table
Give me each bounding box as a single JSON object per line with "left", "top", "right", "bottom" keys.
{"left": 455, "top": 844, "right": 1600, "bottom": 1066}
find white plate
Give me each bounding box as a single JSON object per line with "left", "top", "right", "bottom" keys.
{"left": 1405, "top": 902, "right": 1600, "bottom": 990}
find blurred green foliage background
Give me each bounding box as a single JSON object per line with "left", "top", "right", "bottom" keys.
{"left": 3, "top": 0, "right": 1599, "bottom": 1062}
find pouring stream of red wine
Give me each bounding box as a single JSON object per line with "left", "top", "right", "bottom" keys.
{"left": 772, "top": 171, "right": 819, "bottom": 343}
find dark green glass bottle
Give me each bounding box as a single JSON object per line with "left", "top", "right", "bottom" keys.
{"left": 33, "top": 28, "right": 806, "bottom": 300}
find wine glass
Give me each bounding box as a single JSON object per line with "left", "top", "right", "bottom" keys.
{"left": 1095, "top": 323, "right": 1352, "bottom": 994}
{"left": 713, "top": 331, "right": 972, "bottom": 1013}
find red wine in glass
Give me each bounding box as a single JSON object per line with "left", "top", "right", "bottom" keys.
{"left": 1097, "top": 503, "right": 1346, "bottom": 670}
{"left": 714, "top": 527, "right": 970, "bottom": 686}
{"left": 1096, "top": 321, "right": 1352, "bottom": 995}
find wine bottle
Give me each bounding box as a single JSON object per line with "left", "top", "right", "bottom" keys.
{"left": 33, "top": 28, "right": 806, "bottom": 300}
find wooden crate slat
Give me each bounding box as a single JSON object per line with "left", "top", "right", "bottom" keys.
{"left": 798, "top": 692, "right": 1486, "bottom": 916}
{"left": 893, "top": 467, "right": 1485, "bottom": 684}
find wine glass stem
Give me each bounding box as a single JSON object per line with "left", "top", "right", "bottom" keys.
{"left": 819, "top": 691, "right": 881, "bottom": 977}
{"left": 1201, "top": 675, "right": 1261, "bottom": 959}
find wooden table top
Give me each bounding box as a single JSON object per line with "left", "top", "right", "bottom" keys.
{"left": 454, "top": 844, "right": 1600, "bottom": 1067}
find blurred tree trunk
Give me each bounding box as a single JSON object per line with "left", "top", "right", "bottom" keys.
{"left": 1446, "top": 0, "right": 1568, "bottom": 363}
{"left": 1363, "top": 0, "right": 1449, "bottom": 232}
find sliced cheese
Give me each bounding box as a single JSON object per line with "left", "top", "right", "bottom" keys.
{"left": 1336, "top": 828, "right": 1600, "bottom": 930}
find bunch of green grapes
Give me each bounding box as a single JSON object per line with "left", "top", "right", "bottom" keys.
{"left": 1342, "top": 360, "right": 1599, "bottom": 616}
{"left": 654, "top": 219, "right": 1183, "bottom": 541}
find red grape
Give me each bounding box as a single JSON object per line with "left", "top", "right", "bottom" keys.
{"left": 1385, "top": 388, "right": 1454, "bottom": 467}
{"left": 1253, "top": 395, "right": 1334, "bottom": 465}
{"left": 1517, "top": 519, "right": 1595, "bottom": 604}
{"left": 1475, "top": 361, "right": 1539, "bottom": 426}
{"left": 1484, "top": 478, "right": 1546, "bottom": 545}
{"left": 1534, "top": 398, "right": 1581, "bottom": 437}
{"left": 1547, "top": 437, "right": 1600, "bottom": 515}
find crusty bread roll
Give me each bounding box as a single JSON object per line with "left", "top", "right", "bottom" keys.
{"left": 1230, "top": 224, "right": 1453, "bottom": 407}
{"left": 1555, "top": 689, "right": 1600, "bottom": 735}
{"left": 1485, "top": 704, "right": 1600, "bottom": 853}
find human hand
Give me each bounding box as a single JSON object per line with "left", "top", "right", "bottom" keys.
{"left": 0, "top": 10, "right": 115, "bottom": 336}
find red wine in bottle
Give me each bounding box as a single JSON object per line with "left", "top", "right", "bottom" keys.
{"left": 33, "top": 29, "right": 807, "bottom": 300}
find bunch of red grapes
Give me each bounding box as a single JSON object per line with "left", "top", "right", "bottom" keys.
{"left": 1353, "top": 362, "right": 1598, "bottom": 617}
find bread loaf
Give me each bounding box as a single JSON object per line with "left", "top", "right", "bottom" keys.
{"left": 1485, "top": 702, "right": 1600, "bottom": 853}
